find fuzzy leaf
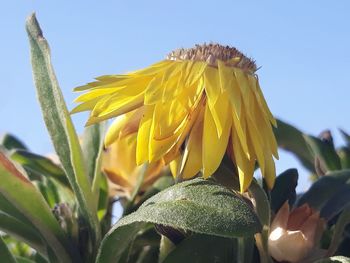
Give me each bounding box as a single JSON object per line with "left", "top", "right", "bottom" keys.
{"left": 96, "top": 178, "right": 261, "bottom": 262}
{"left": 26, "top": 13, "right": 100, "bottom": 246}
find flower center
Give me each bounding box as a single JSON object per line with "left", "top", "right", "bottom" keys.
{"left": 166, "top": 43, "right": 257, "bottom": 72}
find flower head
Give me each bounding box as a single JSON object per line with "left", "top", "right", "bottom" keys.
{"left": 268, "top": 202, "right": 325, "bottom": 262}
{"left": 73, "top": 43, "right": 278, "bottom": 191}
{"left": 103, "top": 126, "right": 164, "bottom": 199}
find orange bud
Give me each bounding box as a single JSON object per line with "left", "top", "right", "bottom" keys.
{"left": 268, "top": 202, "right": 325, "bottom": 262}
{"left": 103, "top": 132, "right": 164, "bottom": 199}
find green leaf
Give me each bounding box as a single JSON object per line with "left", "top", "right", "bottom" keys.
{"left": 248, "top": 180, "right": 272, "bottom": 263}
{"left": 274, "top": 119, "right": 314, "bottom": 171}
{"left": 304, "top": 134, "right": 341, "bottom": 171}
{"left": 0, "top": 192, "right": 32, "bottom": 226}
{"left": 26, "top": 13, "right": 100, "bottom": 246}
{"left": 10, "top": 149, "right": 70, "bottom": 188}
{"left": 82, "top": 123, "right": 106, "bottom": 210}
{"left": 0, "top": 134, "right": 27, "bottom": 151}
{"left": 321, "top": 186, "right": 350, "bottom": 220}
{"left": 97, "top": 222, "right": 151, "bottom": 263}
{"left": 0, "top": 235, "right": 17, "bottom": 263}
{"left": 237, "top": 237, "right": 255, "bottom": 263}
{"left": 0, "top": 150, "right": 80, "bottom": 262}
{"left": 15, "top": 257, "right": 36, "bottom": 263}
{"left": 297, "top": 170, "right": 350, "bottom": 210}
{"left": 339, "top": 129, "right": 350, "bottom": 146}
{"left": 125, "top": 178, "right": 261, "bottom": 237}
{"left": 97, "top": 178, "right": 261, "bottom": 262}
{"left": 81, "top": 123, "right": 105, "bottom": 182}
{"left": 163, "top": 234, "right": 236, "bottom": 263}
{"left": 134, "top": 246, "right": 159, "bottom": 263}
{"left": 136, "top": 175, "right": 174, "bottom": 206}
{"left": 81, "top": 123, "right": 108, "bottom": 222}
{"left": 338, "top": 147, "right": 350, "bottom": 169}
{"left": 270, "top": 169, "right": 298, "bottom": 213}
{"left": 35, "top": 179, "right": 61, "bottom": 208}
{"left": 327, "top": 206, "right": 350, "bottom": 256}
{"left": 0, "top": 211, "right": 46, "bottom": 255}
{"left": 97, "top": 174, "right": 108, "bottom": 221}
{"left": 122, "top": 164, "right": 147, "bottom": 216}
{"left": 315, "top": 256, "right": 350, "bottom": 263}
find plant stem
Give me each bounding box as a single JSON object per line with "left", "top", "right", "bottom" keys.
{"left": 158, "top": 235, "right": 175, "bottom": 263}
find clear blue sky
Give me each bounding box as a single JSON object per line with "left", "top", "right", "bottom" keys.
{"left": 1, "top": 1, "right": 349, "bottom": 192}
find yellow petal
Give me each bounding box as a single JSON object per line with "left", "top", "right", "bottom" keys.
{"left": 231, "top": 106, "right": 249, "bottom": 159}
{"left": 252, "top": 93, "right": 279, "bottom": 159}
{"left": 246, "top": 114, "right": 265, "bottom": 175}
{"left": 231, "top": 129, "right": 255, "bottom": 192}
{"left": 161, "top": 62, "right": 188, "bottom": 102}
{"left": 103, "top": 133, "right": 138, "bottom": 185}
{"left": 163, "top": 147, "right": 181, "bottom": 165}
{"left": 180, "top": 109, "right": 204, "bottom": 179}
{"left": 79, "top": 75, "right": 152, "bottom": 92}
{"left": 264, "top": 152, "right": 276, "bottom": 189}
{"left": 104, "top": 109, "right": 143, "bottom": 147}
{"left": 119, "top": 108, "right": 144, "bottom": 138}
{"left": 186, "top": 61, "right": 207, "bottom": 87}
{"left": 254, "top": 78, "right": 277, "bottom": 127}
{"left": 218, "top": 60, "right": 242, "bottom": 117}
{"left": 149, "top": 109, "right": 189, "bottom": 162}
{"left": 70, "top": 98, "right": 100, "bottom": 114}
{"left": 152, "top": 99, "right": 188, "bottom": 140}
{"left": 204, "top": 66, "right": 220, "bottom": 108}
{"left": 169, "top": 156, "right": 181, "bottom": 178}
{"left": 143, "top": 63, "right": 181, "bottom": 105}
{"left": 202, "top": 104, "right": 232, "bottom": 178}
{"left": 234, "top": 68, "right": 250, "bottom": 100}
{"left": 176, "top": 79, "right": 205, "bottom": 111}
{"left": 90, "top": 93, "right": 144, "bottom": 122}
{"left": 136, "top": 105, "right": 154, "bottom": 165}
{"left": 128, "top": 60, "right": 173, "bottom": 76}
{"left": 209, "top": 92, "right": 230, "bottom": 137}
{"left": 104, "top": 116, "right": 127, "bottom": 147}
{"left": 144, "top": 75, "right": 164, "bottom": 105}
{"left": 74, "top": 88, "right": 120, "bottom": 103}
{"left": 149, "top": 86, "right": 204, "bottom": 162}
{"left": 74, "top": 75, "right": 129, "bottom": 91}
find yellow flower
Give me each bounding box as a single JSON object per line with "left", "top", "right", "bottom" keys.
{"left": 268, "top": 202, "right": 325, "bottom": 262}
{"left": 73, "top": 43, "right": 278, "bottom": 191}
{"left": 103, "top": 125, "right": 164, "bottom": 199}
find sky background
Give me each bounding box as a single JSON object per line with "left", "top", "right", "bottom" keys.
{"left": 1, "top": 1, "right": 349, "bottom": 192}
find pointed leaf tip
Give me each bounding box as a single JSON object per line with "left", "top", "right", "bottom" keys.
{"left": 26, "top": 13, "right": 44, "bottom": 40}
